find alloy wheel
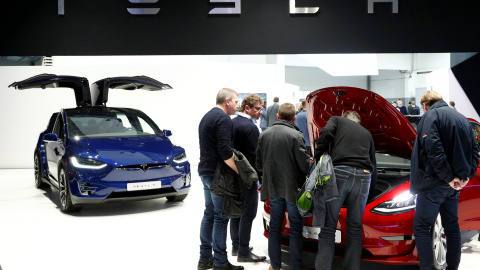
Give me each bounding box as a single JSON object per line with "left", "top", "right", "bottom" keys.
{"left": 34, "top": 154, "right": 40, "bottom": 186}
{"left": 432, "top": 214, "right": 447, "bottom": 269}
{"left": 59, "top": 169, "right": 67, "bottom": 209}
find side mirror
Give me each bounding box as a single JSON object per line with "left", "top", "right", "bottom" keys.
{"left": 163, "top": 130, "right": 172, "bottom": 137}
{"left": 43, "top": 133, "right": 59, "bottom": 141}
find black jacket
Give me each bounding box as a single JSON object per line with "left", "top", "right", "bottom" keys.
{"left": 210, "top": 149, "right": 258, "bottom": 218}
{"left": 314, "top": 116, "right": 377, "bottom": 188}
{"left": 256, "top": 120, "right": 311, "bottom": 204}
{"left": 410, "top": 100, "right": 479, "bottom": 194}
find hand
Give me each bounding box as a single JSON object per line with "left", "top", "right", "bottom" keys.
{"left": 257, "top": 183, "right": 262, "bottom": 193}
{"left": 448, "top": 177, "right": 463, "bottom": 190}
{"left": 460, "top": 178, "right": 469, "bottom": 188}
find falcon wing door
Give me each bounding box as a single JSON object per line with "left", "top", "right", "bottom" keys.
{"left": 9, "top": 74, "right": 92, "bottom": 107}
{"left": 91, "top": 76, "right": 172, "bottom": 106}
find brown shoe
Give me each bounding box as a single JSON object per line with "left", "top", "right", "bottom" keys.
{"left": 268, "top": 265, "right": 280, "bottom": 270}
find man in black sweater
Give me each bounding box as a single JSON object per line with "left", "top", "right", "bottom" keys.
{"left": 314, "top": 111, "right": 376, "bottom": 270}
{"left": 230, "top": 94, "right": 266, "bottom": 263}
{"left": 197, "top": 88, "right": 243, "bottom": 270}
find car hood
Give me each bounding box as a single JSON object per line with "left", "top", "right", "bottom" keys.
{"left": 306, "top": 87, "right": 417, "bottom": 159}
{"left": 69, "top": 136, "right": 179, "bottom": 166}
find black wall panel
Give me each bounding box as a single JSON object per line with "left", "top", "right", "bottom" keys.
{"left": 1, "top": 0, "right": 479, "bottom": 55}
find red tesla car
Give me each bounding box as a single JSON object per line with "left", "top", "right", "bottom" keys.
{"left": 262, "top": 87, "right": 480, "bottom": 268}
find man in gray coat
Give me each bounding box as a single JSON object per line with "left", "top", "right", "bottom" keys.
{"left": 266, "top": 97, "right": 280, "bottom": 127}
{"left": 256, "top": 103, "right": 311, "bottom": 270}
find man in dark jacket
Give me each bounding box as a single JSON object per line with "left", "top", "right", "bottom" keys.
{"left": 230, "top": 94, "right": 266, "bottom": 262}
{"left": 256, "top": 103, "right": 311, "bottom": 270}
{"left": 314, "top": 111, "right": 376, "bottom": 270}
{"left": 197, "top": 88, "right": 243, "bottom": 270}
{"left": 410, "top": 91, "right": 479, "bottom": 270}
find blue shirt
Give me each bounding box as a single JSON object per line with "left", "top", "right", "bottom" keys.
{"left": 294, "top": 109, "right": 310, "bottom": 146}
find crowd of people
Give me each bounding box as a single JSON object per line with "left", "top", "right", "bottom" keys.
{"left": 197, "top": 88, "right": 478, "bottom": 270}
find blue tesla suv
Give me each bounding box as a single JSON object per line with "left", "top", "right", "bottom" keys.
{"left": 9, "top": 74, "right": 191, "bottom": 212}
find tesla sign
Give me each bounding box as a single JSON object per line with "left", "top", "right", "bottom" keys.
{"left": 57, "top": 0, "right": 399, "bottom": 15}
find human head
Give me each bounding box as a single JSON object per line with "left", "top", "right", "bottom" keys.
{"left": 411, "top": 100, "right": 416, "bottom": 106}
{"left": 420, "top": 90, "right": 443, "bottom": 111}
{"left": 273, "top": 97, "right": 279, "bottom": 103}
{"left": 216, "top": 88, "right": 239, "bottom": 115}
{"left": 449, "top": 101, "right": 456, "bottom": 108}
{"left": 301, "top": 100, "right": 306, "bottom": 109}
{"left": 277, "top": 103, "right": 296, "bottom": 122}
{"left": 240, "top": 94, "right": 264, "bottom": 120}
{"left": 391, "top": 101, "right": 397, "bottom": 107}
{"left": 397, "top": 99, "right": 403, "bottom": 107}
{"left": 342, "top": 111, "right": 361, "bottom": 124}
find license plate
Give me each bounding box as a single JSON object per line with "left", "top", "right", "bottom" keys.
{"left": 127, "top": 181, "right": 162, "bottom": 191}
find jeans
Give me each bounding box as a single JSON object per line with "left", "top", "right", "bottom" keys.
{"left": 269, "top": 197, "right": 304, "bottom": 270}
{"left": 230, "top": 182, "right": 259, "bottom": 256}
{"left": 315, "top": 165, "right": 371, "bottom": 270}
{"left": 199, "top": 175, "right": 230, "bottom": 266}
{"left": 414, "top": 186, "right": 461, "bottom": 270}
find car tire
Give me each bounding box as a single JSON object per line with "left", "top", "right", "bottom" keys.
{"left": 58, "top": 167, "right": 82, "bottom": 213}
{"left": 432, "top": 214, "right": 447, "bottom": 270}
{"left": 166, "top": 194, "right": 188, "bottom": 202}
{"left": 34, "top": 150, "right": 49, "bottom": 189}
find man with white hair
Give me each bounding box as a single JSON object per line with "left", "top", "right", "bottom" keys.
{"left": 314, "top": 111, "right": 377, "bottom": 270}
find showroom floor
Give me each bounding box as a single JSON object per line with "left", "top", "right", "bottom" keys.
{"left": 0, "top": 169, "right": 479, "bottom": 270}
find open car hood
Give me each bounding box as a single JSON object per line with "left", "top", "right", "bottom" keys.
{"left": 306, "top": 87, "right": 417, "bottom": 159}
{"left": 9, "top": 74, "right": 91, "bottom": 107}
{"left": 91, "top": 76, "right": 172, "bottom": 106}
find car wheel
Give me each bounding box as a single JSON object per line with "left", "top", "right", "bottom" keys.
{"left": 58, "top": 167, "right": 82, "bottom": 213}
{"left": 432, "top": 214, "right": 447, "bottom": 270}
{"left": 166, "top": 194, "right": 188, "bottom": 202}
{"left": 34, "top": 150, "right": 48, "bottom": 189}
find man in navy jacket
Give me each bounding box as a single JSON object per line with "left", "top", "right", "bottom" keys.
{"left": 410, "top": 91, "right": 479, "bottom": 270}
{"left": 230, "top": 94, "right": 266, "bottom": 263}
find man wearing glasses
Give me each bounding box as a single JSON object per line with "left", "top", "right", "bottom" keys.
{"left": 230, "top": 94, "right": 267, "bottom": 263}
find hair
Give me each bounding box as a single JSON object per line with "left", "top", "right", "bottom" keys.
{"left": 240, "top": 94, "right": 263, "bottom": 112}
{"left": 397, "top": 98, "right": 402, "bottom": 101}
{"left": 449, "top": 101, "right": 455, "bottom": 107}
{"left": 420, "top": 90, "right": 443, "bottom": 107}
{"left": 278, "top": 103, "right": 296, "bottom": 121}
{"left": 301, "top": 100, "right": 306, "bottom": 108}
{"left": 342, "top": 111, "right": 361, "bottom": 124}
{"left": 216, "top": 88, "right": 238, "bottom": 105}
{"left": 411, "top": 100, "right": 416, "bottom": 105}
{"left": 273, "top": 97, "right": 279, "bottom": 102}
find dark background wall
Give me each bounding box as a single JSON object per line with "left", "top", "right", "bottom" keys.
{"left": 1, "top": 0, "right": 479, "bottom": 55}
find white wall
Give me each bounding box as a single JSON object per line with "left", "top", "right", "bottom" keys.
{"left": 448, "top": 69, "right": 480, "bottom": 122}
{"left": 0, "top": 63, "right": 291, "bottom": 168}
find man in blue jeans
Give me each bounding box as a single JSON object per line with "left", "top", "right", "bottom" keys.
{"left": 314, "top": 111, "right": 377, "bottom": 270}
{"left": 410, "top": 91, "right": 479, "bottom": 270}
{"left": 197, "top": 88, "right": 243, "bottom": 270}
{"left": 256, "top": 103, "right": 311, "bottom": 270}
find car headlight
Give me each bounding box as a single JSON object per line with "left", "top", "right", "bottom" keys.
{"left": 173, "top": 151, "right": 188, "bottom": 163}
{"left": 71, "top": 156, "right": 107, "bottom": 169}
{"left": 371, "top": 191, "right": 416, "bottom": 215}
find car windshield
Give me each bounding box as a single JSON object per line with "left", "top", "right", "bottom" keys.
{"left": 66, "top": 107, "right": 163, "bottom": 139}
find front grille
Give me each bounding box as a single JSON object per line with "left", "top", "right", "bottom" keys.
{"left": 107, "top": 187, "right": 176, "bottom": 199}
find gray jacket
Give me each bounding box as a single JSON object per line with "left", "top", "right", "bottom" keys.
{"left": 256, "top": 120, "right": 310, "bottom": 204}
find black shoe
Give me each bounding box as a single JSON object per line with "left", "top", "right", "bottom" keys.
{"left": 231, "top": 246, "right": 253, "bottom": 256}
{"left": 237, "top": 252, "right": 267, "bottom": 263}
{"left": 198, "top": 258, "right": 214, "bottom": 270}
{"left": 212, "top": 262, "right": 244, "bottom": 270}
